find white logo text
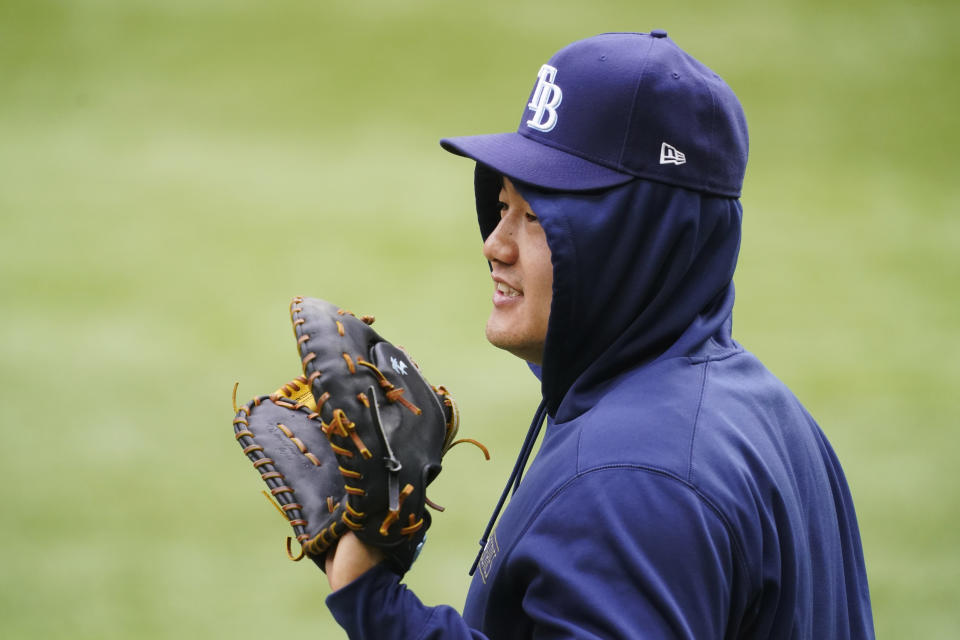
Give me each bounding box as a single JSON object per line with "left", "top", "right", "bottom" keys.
{"left": 526, "top": 65, "right": 563, "bottom": 132}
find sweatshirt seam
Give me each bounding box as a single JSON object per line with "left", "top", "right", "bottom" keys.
{"left": 413, "top": 607, "right": 440, "bottom": 640}
{"left": 576, "top": 426, "right": 584, "bottom": 475}
{"left": 505, "top": 464, "right": 750, "bottom": 584}
{"left": 683, "top": 345, "right": 742, "bottom": 365}
{"left": 686, "top": 359, "right": 710, "bottom": 484}
{"left": 549, "top": 347, "right": 742, "bottom": 428}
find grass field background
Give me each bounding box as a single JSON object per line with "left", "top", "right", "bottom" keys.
{"left": 1, "top": 0, "right": 957, "bottom": 637}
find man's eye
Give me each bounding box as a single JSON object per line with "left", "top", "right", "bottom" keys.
{"left": 497, "top": 201, "right": 508, "bottom": 216}
{"left": 525, "top": 212, "right": 539, "bottom": 222}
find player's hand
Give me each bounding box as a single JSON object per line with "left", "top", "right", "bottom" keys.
{"left": 325, "top": 531, "right": 386, "bottom": 591}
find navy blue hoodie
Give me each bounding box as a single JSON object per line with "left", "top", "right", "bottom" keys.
{"left": 326, "top": 168, "right": 875, "bottom": 638}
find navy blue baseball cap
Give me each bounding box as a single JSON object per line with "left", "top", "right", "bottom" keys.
{"left": 441, "top": 30, "right": 749, "bottom": 197}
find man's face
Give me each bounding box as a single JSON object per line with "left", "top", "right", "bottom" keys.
{"left": 482, "top": 177, "right": 553, "bottom": 365}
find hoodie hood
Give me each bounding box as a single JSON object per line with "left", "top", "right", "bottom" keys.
{"left": 474, "top": 164, "right": 742, "bottom": 421}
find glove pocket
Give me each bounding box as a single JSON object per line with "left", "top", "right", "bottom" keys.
{"left": 235, "top": 397, "right": 347, "bottom": 558}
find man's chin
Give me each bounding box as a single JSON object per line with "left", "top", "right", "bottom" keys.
{"left": 485, "top": 324, "right": 544, "bottom": 365}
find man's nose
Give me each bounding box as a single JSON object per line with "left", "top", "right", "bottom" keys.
{"left": 482, "top": 217, "right": 518, "bottom": 265}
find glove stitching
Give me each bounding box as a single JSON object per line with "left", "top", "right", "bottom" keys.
{"left": 234, "top": 398, "right": 316, "bottom": 547}
{"left": 235, "top": 296, "right": 486, "bottom": 574}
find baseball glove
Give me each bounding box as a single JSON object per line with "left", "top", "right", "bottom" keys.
{"left": 232, "top": 296, "right": 486, "bottom": 575}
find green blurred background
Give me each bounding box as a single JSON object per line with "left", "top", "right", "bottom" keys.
{"left": 1, "top": 0, "right": 957, "bottom": 637}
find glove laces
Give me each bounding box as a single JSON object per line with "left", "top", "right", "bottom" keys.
{"left": 469, "top": 398, "right": 548, "bottom": 576}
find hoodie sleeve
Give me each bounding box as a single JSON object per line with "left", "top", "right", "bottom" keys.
{"left": 326, "top": 467, "right": 743, "bottom": 639}
{"left": 325, "top": 564, "right": 489, "bottom": 640}
{"left": 502, "top": 467, "right": 742, "bottom": 639}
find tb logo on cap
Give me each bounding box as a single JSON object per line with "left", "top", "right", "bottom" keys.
{"left": 526, "top": 64, "right": 563, "bottom": 132}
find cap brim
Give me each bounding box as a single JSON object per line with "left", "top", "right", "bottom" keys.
{"left": 440, "top": 132, "right": 634, "bottom": 192}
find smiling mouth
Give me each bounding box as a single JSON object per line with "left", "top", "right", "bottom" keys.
{"left": 496, "top": 281, "right": 522, "bottom": 297}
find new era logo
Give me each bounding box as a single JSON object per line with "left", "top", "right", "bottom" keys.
{"left": 660, "top": 142, "right": 686, "bottom": 165}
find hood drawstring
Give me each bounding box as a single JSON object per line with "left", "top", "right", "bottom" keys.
{"left": 469, "top": 399, "right": 549, "bottom": 576}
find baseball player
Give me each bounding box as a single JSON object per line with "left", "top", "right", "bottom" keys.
{"left": 318, "top": 30, "right": 875, "bottom": 638}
